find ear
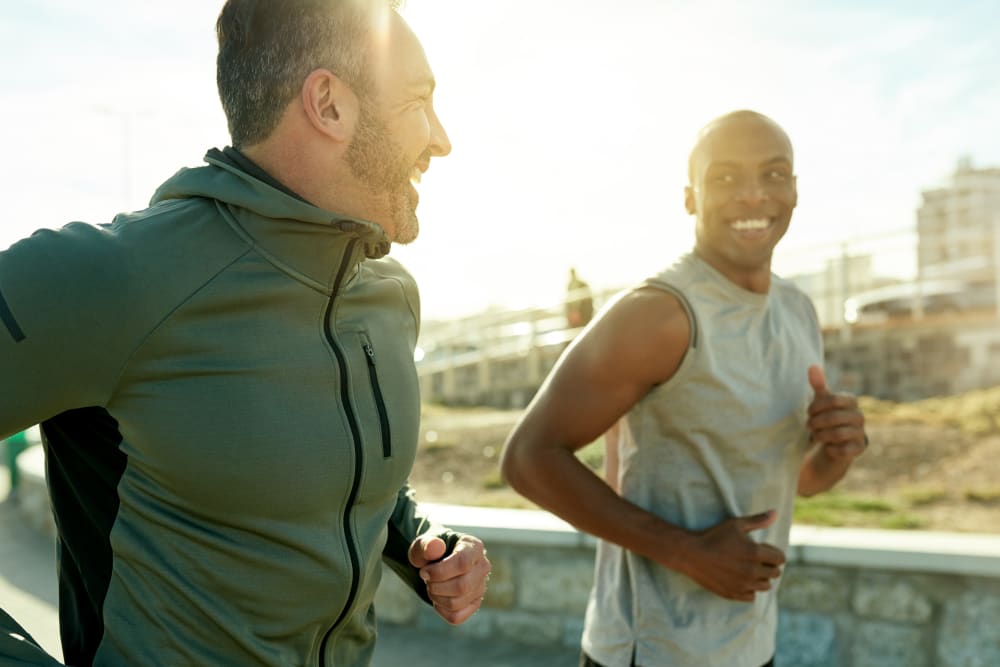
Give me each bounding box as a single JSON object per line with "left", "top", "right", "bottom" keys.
{"left": 684, "top": 185, "right": 696, "bottom": 216}
{"left": 301, "top": 69, "right": 359, "bottom": 143}
{"left": 790, "top": 175, "right": 798, "bottom": 209}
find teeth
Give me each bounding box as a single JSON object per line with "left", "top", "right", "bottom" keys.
{"left": 731, "top": 218, "right": 769, "bottom": 231}
{"left": 410, "top": 167, "right": 422, "bottom": 184}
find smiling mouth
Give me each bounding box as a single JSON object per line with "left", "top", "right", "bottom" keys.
{"left": 409, "top": 166, "right": 423, "bottom": 185}
{"left": 730, "top": 218, "right": 771, "bottom": 231}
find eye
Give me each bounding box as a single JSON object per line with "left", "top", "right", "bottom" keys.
{"left": 765, "top": 169, "right": 789, "bottom": 182}
{"left": 710, "top": 173, "right": 736, "bottom": 185}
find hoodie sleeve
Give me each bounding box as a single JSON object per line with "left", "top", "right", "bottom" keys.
{"left": 0, "top": 607, "right": 64, "bottom": 666}
{"left": 381, "top": 485, "right": 460, "bottom": 603}
{"left": 0, "top": 223, "right": 137, "bottom": 440}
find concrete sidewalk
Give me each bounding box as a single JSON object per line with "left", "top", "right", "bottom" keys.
{"left": 0, "top": 475, "right": 578, "bottom": 667}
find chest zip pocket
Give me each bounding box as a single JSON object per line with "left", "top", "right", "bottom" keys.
{"left": 362, "top": 334, "right": 392, "bottom": 458}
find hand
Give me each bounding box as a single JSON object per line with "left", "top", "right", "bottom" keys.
{"left": 408, "top": 534, "right": 492, "bottom": 625}
{"left": 807, "top": 365, "right": 867, "bottom": 461}
{"left": 677, "top": 510, "right": 785, "bottom": 602}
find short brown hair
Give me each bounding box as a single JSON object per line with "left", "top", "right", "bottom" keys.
{"left": 216, "top": 0, "right": 400, "bottom": 148}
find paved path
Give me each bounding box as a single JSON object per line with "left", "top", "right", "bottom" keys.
{"left": 0, "top": 474, "right": 578, "bottom": 667}
{"left": 0, "top": 479, "right": 62, "bottom": 661}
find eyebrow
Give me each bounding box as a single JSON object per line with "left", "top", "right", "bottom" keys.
{"left": 412, "top": 75, "right": 436, "bottom": 95}
{"left": 706, "top": 157, "right": 792, "bottom": 170}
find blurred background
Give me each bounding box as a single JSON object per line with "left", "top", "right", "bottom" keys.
{"left": 2, "top": 0, "right": 999, "bottom": 319}
{"left": 3, "top": 3, "right": 1000, "bottom": 664}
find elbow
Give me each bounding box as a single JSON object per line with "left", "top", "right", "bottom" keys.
{"left": 796, "top": 470, "right": 822, "bottom": 498}
{"left": 499, "top": 435, "right": 538, "bottom": 496}
{"left": 797, "top": 485, "right": 819, "bottom": 499}
{"left": 498, "top": 442, "right": 524, "bottom": 492}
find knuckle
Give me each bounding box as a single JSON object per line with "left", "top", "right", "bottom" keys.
{"left": 839, "top": 425, "right": 858, "bottom": 441}
{"left": 435, "top": 596, "right": 460, "bottom": 612}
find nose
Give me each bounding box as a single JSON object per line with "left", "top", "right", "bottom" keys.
{"left": 428, "top": 107, "right": 452, "bottom": 158}
{"left": 735, "top": 180, "right": 767, "bottom": 205}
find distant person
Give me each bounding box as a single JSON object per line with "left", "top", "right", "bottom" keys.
{"left": 502, "top": 110, "right": 868, "bottom": 667}
{"left": 0, "top": 2, "right": 491, "bottom": 666}
{"left": 566, "top": 267, "right": 595, "bottom": 328}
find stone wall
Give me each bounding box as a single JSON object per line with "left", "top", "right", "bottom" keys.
{"left": 776, "top": 566, "right": 1000, "bottom": 666}
{"left": 377, "top": 505, "right": 1000, "bottom": 667}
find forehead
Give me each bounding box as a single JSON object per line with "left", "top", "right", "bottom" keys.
{"left": 370, "top": 13, "right": 434, "bottom": 93}
{"left": 692, "top": 116, "right": 793, "bottom": 174}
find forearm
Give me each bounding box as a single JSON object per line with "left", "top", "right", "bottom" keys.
{"left": 501, "top": 444, "right": 693, "bottom": 571}
{"left": 797, "top": 443, "right": 855, "bottom": 497}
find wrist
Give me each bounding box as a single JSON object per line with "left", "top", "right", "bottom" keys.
{"left": 656, "top": 522, "right": 698, "bottom": 574}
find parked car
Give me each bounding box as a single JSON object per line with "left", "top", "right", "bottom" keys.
{"left": 844, "top": 280, "right": 997, "bottom": 324}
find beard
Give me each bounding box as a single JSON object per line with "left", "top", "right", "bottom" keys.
{"left": 346, "top": 102, "right": 420, "bottom": 244}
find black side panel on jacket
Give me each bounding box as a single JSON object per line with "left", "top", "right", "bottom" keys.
{"left": 0, "top": 287, "right": 25, "bottom": 342}
{"left": 41, "top": 407, "right": 127, "bottom": 667}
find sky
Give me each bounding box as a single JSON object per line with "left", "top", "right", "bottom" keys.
{"left": 1, "top": 0, "right": 998, "bottom": 320}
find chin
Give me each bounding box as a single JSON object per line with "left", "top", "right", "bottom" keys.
{"left": 390, "top": 206, "right": 419, "bottom": 245}
{"left": 394, "top": 219, "right": 419, "bottom": 245}
{"left": 391, "top": 191, "right": 420, "bottom": 245}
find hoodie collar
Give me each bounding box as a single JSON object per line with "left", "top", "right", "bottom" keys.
{"left": 217, "top": 146, "right": 307, "bottom": 204}
{"left": 150, "top": 148, "right": 392, "bottom": 294}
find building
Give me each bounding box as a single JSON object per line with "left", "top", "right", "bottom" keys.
{"left": 787, "top": 253, "right": 883, "bottom": 329}
{"left": 917, "top": 158, "right": 1000, "bottom": 285}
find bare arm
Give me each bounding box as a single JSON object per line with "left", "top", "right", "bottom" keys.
{"left": 501, "top": 288, "right": 785, "bottom": 601}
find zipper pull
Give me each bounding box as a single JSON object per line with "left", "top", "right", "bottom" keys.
{"left": 363, "top": 342, "right": 376, "bottom": 365}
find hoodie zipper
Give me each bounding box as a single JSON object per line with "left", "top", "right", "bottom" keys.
{"left": 362, "top": 335, "right": 392, "bottom": 458}
{"left": 318, "top": 239, "right": 363, "bottom": 666}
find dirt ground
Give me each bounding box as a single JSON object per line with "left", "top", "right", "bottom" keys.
{"left": 408, "top": 398, "right": 1000, "bottom": 533}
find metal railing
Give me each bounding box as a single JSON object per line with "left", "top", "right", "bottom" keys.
{"left": 417, "top": 220, "right": 1000, "bottom": 405}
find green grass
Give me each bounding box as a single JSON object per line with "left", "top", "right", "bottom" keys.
{"left": 480, "top": 469, "right": 507, "bottom": 490}
{"left": 900, "top": 486, "right": 949, "bottom": 507}
{"left": 795, "top": 492, "right": 894, "bottom": 527}
{"left": 794, "top": 492, "right": 930, "bottom": 530}
{"left": 879, "top": 514, "right": 926, "bottom": 530}
{"left": 419, "top": 430, "right": 458, "bottom": 450}
{"left": 865, "top": 385, "right": 1000, "bottom": 437}
{"left": 963, "top": 487, "right": 1000, "bottom": 504}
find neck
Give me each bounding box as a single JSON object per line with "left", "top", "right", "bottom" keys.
{"left": 693, "top": 247, "right": 772, "bottom": 294}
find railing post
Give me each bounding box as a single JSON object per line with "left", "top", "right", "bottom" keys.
{"left": 993, "top": 214, "right": 1000, "bottom": 319}
{"left": 839, "top": 242, "right": 852, "bottom": 343}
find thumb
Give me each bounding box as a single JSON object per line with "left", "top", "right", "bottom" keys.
{"left": 808, "top": 364, "right": 829, "bottom": 398}
{"left": 738, "top": 509, "right": 777, "bottom": 533}
{"left": 408, "top": 534, "right": 447, "bottom": 568}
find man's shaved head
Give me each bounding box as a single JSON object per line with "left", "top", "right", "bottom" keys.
{"left": 687, "top": 110, "right": 793, "bottom": 186}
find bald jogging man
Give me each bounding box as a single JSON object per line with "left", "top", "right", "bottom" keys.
{"left": 502, "top": 110, "right": 867, "bottom": 667}
{"left": 0, "top": 2, "right": 490, "bottom": 665}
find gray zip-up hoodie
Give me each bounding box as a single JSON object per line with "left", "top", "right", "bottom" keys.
{"left": 0, "top": 149, "right": 452, "bottom": 666}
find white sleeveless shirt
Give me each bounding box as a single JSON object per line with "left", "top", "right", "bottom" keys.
{"left": 581, "top": 253, "right": 823, "bottom": 667}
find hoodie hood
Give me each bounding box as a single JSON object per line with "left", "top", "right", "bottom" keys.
{"left": 151, "top": 149, "right": 392, "bottom": 262}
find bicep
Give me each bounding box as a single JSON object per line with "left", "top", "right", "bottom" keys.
{"left": 510, "top": 289, "right": 690, "bottom": 453}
